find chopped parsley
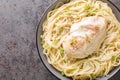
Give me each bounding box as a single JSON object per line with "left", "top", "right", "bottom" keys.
{"left": 71, "top": 40, "right": 78, "bottom": 45}
{"left": 52, "top": 9, "right": 57, "bottom": 14}
{"left": 53, "top": 39, "right": 58, "bottom": 45}
{"left": 111, "top": 56, "right": 115, "bottom": 61}
{"left": 88, "top": 55, "right": 92, "bottom": 58}
{"left": 80, "top": 65, "right": 83, "bottom": 69}
{"left": 63, "top": 59, "right": 66, "bottom": 63}
{"left": 93, "top": 9, "right": 98, "bottom": 13}
{"left": 87, "top": 9, "right": 98, "bottom": 16}
{"left": 84, "top": 3, "right": 98, "bottom": 16}
{"left": 43, "top": 44, "right": 50, "bottom": 49}
{"left": 40, "top": 35, "right": 43, "bottom": 39}
{"left": 118, "top": 29, "right": 120, "bottom": 34}
{"left": 91, "top": 74, "right": 96, "bottom": 79}
{"left": 107, "top": 9, "right": 111, "bottom": 13}
{"left": 105, "top": 43, "right": 110, "bottom": 47}
{"left": 58, "top": 27, "right": 63, "bottom": 34}
{"left": 66, "top": 6, "right": 70, "bottom": 10}
{"left": 59, "top": 48, "right": 64, "bottom": 56}
{"left": 87, "top": 11, "right": 94, "bottom": 16}
{"left": 97, "top": 51, "right": 102, "bottom": 56}
{"left": 66, "top": 11, "right": 72, "bottom": 16}
{"left": 76, "top": 58, "right": 81, "bottom": 61}
{"left": 98, "top": 51, "right": 102, "bottom": 54}
{"left": 61, "top": 72, "right": 65, "bottom": 76}
{"left": 84, "top": 4, "right": 92, "bottom": 10}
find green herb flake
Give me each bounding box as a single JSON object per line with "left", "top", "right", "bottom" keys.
{"left": 43, "top": 44, "right": 50, "bottom": 49}
{"left": 105, "top": 43, "right": 110, "bottom": 47}
{"left": 63, "top": 59, "right": 66, "bottom": 63}
{"left": 93, "top": 9, "right": 98, "bottom": 13}
{"left": 87, "top": 11, "right": 94, "bottom": 16}
{"left": 111, "top": 56, "right": 115, "bottom": 61}
{"left": 87, "top": 9, "right": 98, "bottom": 16}
{"left": 54, "top": 39, "right": 58, "bottom": 45}
{"left": 80, "top": 65, "right": 83, "bottom": 69}
{"left": 84, "top": 4, "right": 92, "bottom": 10}
{"left": 59, "top": 48, "right": 64, "bottom": 56}
{"left": 71, "top": 40, "right": 78, "bottom": 45}
{"left": 40, "top": 35, "right": 43, "bottom": 39}
{"left": 66, "top": 11, "right": 72, "bottom": 16}
{"left": 88, "top": 55, "right": 92, "bottom": 58}
{"left": 91, "top": 74, "right": 96, "bottom": 79}
{"left": 118, "top": 29, "right": 120, "bottom": 34}
{"left": 97, "top": 51, "right": 102, "bottom": 56}
{"left": 76, "top": 58, "right": 81, "bottom": 61}
{"left": 98, "top": 51, "right": 102, "bottom": 53}
{"left": 52, "top": 9, "right": 57, "bottom": 14}
{"left": 66, "top": 6, "right": 70, "bottom": 10}
{"left": 61, "top": 72, "right": 65, "bottom": 76}
{"left": 107, "top": 9, "right": 111, "bottom": 13}
{"left": 58, "top": 27, "right": 63, "bottom": 34}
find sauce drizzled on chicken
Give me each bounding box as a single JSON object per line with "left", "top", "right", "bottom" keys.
{"left": 63, "top": 16, "right": 106, "bottom": 58}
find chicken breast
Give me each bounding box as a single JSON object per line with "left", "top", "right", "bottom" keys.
{"left": 63, "top": 16, "right": 107, "bottom": 58}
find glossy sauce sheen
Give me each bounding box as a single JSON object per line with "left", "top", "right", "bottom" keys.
{"left": 63, "top": 16, "right": 107, "bottom": 58}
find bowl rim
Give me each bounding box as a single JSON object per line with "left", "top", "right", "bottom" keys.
{"left": 36, "top": 0, "right": 120, "bottom": 80}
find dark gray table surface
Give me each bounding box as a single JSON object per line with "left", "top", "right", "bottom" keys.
{"left": 0, "top": 0, "right": 120, "bottom": 80}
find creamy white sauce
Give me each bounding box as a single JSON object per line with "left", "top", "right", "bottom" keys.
{"left": 63, "top": 16, "right": 107, "bottom": 58}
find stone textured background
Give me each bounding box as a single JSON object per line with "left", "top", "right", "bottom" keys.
{"left": 0, "top": 0, "right": 119, "bottom": 80}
